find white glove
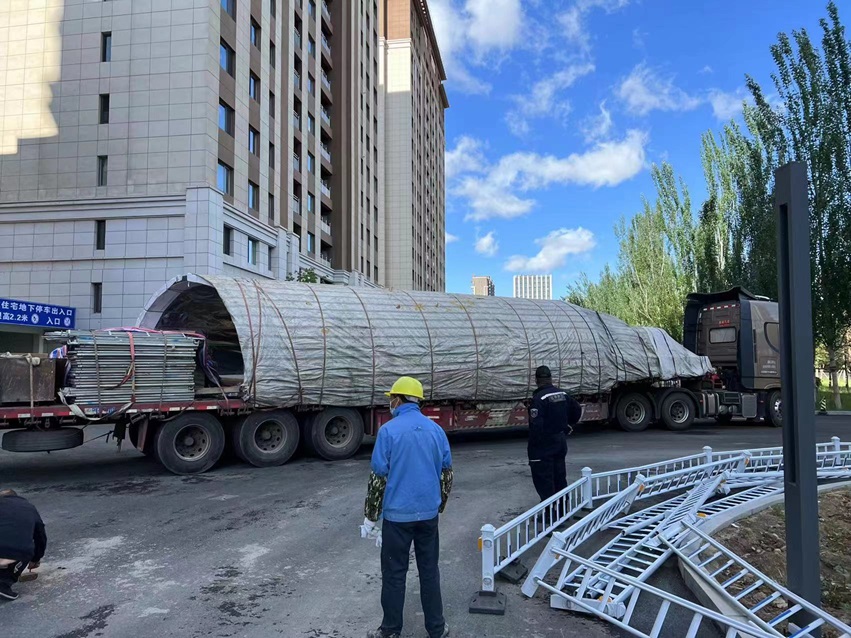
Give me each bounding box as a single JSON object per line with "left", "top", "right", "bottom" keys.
{"left": 360, "top": 517, "right": 382, "bottom": 548}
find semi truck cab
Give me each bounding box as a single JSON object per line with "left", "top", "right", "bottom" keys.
{"left": 682, "top": 288, "right": 782, "bottom": 427}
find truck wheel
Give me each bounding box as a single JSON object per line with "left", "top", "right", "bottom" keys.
{"left": 616, "top": 393, "right": 653, "bottom": 432}
{"left": 767, "top": 390, "right": 782, "bottom": 428}
{"left": 660, "top": 392, "right": 696, "bottom": 431}
{"left": 307, "top": 407, "right": 365, "bottom": 460}
{"left": 231, "top": 410, "right": 300, "bottom": 468}
{"left": 155, "top": 413, "right": 225, "bottom": 475}
{"left": 1, "top": 428, "right": 84, "bottom": 452}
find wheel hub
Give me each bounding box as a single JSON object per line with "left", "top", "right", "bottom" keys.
{"left": 174, "top": 425, "right": 210, "bottom": 461}
{"left": 324, "top": 417, "right": 353, "bottom": 448}
{"left": 254, "top": 420, "right": 285, "bottom": 453}
{"left": 625, "top": 402, "right": 645, "bottom": 424}
{"left": 670, "top": 401, "right": 688, "bottom": 423}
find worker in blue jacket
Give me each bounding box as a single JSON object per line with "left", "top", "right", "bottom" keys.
{"left": 528, "top": 366, "right": 583, "bottom": 501}
{"left": 360, "top": 376, "right": 452, "bottom": 638}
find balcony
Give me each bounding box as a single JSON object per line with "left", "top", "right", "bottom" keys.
{"left": 294, "top": 70, "right": 301, "bottom": 89}
{"left": 320, "top": 252, "right": 332, "bottom": 267}
{"left": 321, "top": 71, "right": 331, "bottom": 90}
{"left": 321, "top": 34, "right": 331, "bottom": 54}
{"left": 320, "top": 179, "right": 331, "bottom": 197}
{"left": 292, "top": 110, "right": 301, "bottom": 130}
{"left": 293, "top": 153, "right": 301, "bottom": 172}
{"left": 291, "top": 195, "right": 301, "bottom": 216}
{"left": 294, "top": 30, "right": 302, "bottom": 49}
{"left": 321, "top": 218, "right": 331, "bottom": 235}
{"left": 320, "top": 143, "right": 331, "bottom": 162}
{"left": 322, "top": 0, "right": 330, "bottom": 21}
{"left": 320, "top": 106, "right": 331, "bottom": 125}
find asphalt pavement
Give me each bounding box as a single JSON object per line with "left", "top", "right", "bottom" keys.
{"left": 1, "top": 416, "right": 849, "bottom": 638}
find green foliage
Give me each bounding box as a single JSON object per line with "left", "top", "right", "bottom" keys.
{"left": 285, "top": 268, "right": 319, "bottom": 283}
{"left": 569, "top": 1, "right": 851, "bottom": 391}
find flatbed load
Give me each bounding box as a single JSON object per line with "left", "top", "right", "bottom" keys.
{"left": 3, "top": 275, "right": 773, "bottom": 476}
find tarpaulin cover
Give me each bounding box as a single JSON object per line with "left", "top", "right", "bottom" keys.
{"left": 143, "top": 275, "right": 713, "bottom": 407}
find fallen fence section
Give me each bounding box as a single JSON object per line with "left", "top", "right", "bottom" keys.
{"left": 537, "top": 551, "right": 779, "bottom": 638}
{"left": 471, "top": 436, "right": 851, "bottom": 617}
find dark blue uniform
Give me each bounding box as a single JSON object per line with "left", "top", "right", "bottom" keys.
{"left": 528, "top": 383, "right": 582, "bottom": 501}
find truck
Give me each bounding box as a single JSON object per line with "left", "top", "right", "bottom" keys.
{"left": 0, "top": 275, "right": 774, "bottom": 475}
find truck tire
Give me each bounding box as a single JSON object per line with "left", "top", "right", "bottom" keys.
{"left": 767, "top": 390, "right": 782, "bottom": 428}
{"left": 306, "top": 407, "right": 365, "bottom": 460}
{"left": 231, "top": 410, "right": 300, "bottom": 468}
{"left": 154, "top": 413, "right": 225, "bottom": 475}
{"left": 660, "top": 392, "right": 696, "bottom": 431}
{"left": 1, "top": 427, "right": 84, "bottom": 452}
{"left": 616, "top": 393, "right": 653, "bottom": 432}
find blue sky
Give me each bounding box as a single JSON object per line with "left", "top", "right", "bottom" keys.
{"left": 432, "top": 0, "right": 828, "bottom": 297}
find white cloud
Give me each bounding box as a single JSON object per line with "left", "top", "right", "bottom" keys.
{"left": 446, "top": 232, "right": 460, "bottom": 244}
{"left": 708, "top": 88, "right": 751, "bottom": 121}
{"left": 505, "top": 228, "right": 597, "bottom": 273}
{"left": 446, "top": 136, "right": 487, "bottom": 179}
{"left": 617, "top": 64, "right": 702, "bottom": 116}
{"left": 454, "top": 130, "right": 648, "bottom": 221}
{"left": 559, "top": 0, "right": 631, "bottom": 53}
{"left": 506, "top": 62, "right": 595, "bottom": 137}
{"left": 700, "top": 65, "right": 714, "bottom": 74}
{"left": 429, "top": 0, "right": 524, "bottom": 94}
{"left": 632, "top": 27, "right": 646, "bottom": 48}
{"left": 581, "top": 101, "right": 613, "bottom": 143}
{"left": 475, "top": 231, "right": 499, "bottom": 257}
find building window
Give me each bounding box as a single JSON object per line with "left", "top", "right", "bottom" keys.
{"left": 101, "top": 32, "right": 112, "bottom": 62}
{"left": 248, "top": 237, "right": 259, "bottom": 265}
{"left": 220, "top": 40, "right": 235, "bottom": 76}
{"left": 307, "top": 153, "right": 315, "bottom": 173}
{"left": 307, "top": 114, "right": 315, "bottom": 134}
{"left": 270, "top": 41, "right": 276, "bottom": 67}
{"left": 307, "top": 232, "right": 315, "bottom": 253}
{"left": 248, "top": 126, "right": 259, "bottom": 155}
{"left": 307, "top": 193, "right": 315, "bottom": 213}
{"left": 97, "top": 156, "right": 108, "bottom": 186}
{"left": 268, "top": 193, "right": 275, "bottom": 224}
{"left": 95, "top": 220, "right": 106, "bottom": 250}
{"left": 269, "top": 143, "right": 275, "bottom": 168}
{"left": 250, "top": 20, "right": 260, "bottom": 48}
{"left": 223, "top": 225, "right": 233, "bottom": 255}
{"left": 218, "top": 101, "right": 234, "bottom": 135}
{"left": 268, "top": 246, "right": 274, "bottom": 270}
{"left": 270, "top": 0, "right": 276, "bottom": 17}
{"left": 217, "top": 160, "right": 233, "bottom": 195}
{"left": 221, "top": 0, "right": 236, "bottom": 19}
{"left": 308, "top": 36, "right": 316, "bottom": 56}
{"left": 269, "top": 91, "right": 276, "bottom": 117}
{"left": 249, "top": 72, "right": 260, "bottom": 100}
{"left": 248, "top": 181, "right": 259, "bottom": 210}
{"left": 374, "top": 265, "right": 378, "bottom": 281}
{"left": 307, "top": 74, "right": 315, "bottom": 94}
{"left": 308, "top": 0, "right": 316, "bottom": 18}
{"left": 99, "top": 94, "right": 110, "bottom": 124}
{"left": 92, "top": 283, "right": 103, "bottom": 314}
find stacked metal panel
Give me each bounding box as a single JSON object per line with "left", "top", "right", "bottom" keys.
{"left": 47, "top": 330, "right": 201, "bottom": 406}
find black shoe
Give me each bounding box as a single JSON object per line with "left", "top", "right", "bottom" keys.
{"left": 0, "top": 583, "right": 18, "bottom": 601}
{"left": 432, "top": 625, "right": 450, "bottom": 638}
{"left": 366, "top": 629, "right": 399, "bottom": 638}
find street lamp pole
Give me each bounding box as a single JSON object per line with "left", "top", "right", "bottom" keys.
{"left": 774, "top": 161, "right": 821, "bottom": 628}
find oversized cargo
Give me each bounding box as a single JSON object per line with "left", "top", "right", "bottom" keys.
{"left": 138, "top": 274, "right": 712, "bottom": 408}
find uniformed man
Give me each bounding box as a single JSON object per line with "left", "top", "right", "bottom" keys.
{"left": 527, "top": 366, "right": 583, "bottom": 501}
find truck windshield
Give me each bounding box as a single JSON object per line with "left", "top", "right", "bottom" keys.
{"left": 709, "top": 327, "right": 737, "bottom": 343}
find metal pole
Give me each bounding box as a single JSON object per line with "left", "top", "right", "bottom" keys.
{"left": 774, "top": 162, "right": 821, "bottom": 624}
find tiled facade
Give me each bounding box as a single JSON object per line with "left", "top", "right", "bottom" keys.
{"left": 381, "top": 0, "right": 447, "bottom": 291}
{"left": 0, "top": 0, "right": 426, "bottom": 349}
{"left": 471, "top": 275, "right": 494, "bottom": 296}
{"left": 513, "top": 274, "right": 553, "bottom": 300}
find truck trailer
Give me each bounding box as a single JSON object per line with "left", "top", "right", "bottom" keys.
{"left": 0, "top": 274, "right": 746, "bottom": 475}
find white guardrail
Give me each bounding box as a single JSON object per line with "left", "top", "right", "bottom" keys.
{"left": 476, "top": 437, "right": 851, "bottom": 596}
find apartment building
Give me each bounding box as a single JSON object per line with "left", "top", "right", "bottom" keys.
{"left": 513, "top": 274, "right": 553, "bottom": 300}
{"left": 0, "top": 0, "right": 447, "bottom": 349}
{"left": 382, "top": 0, "right": 448, "bottom": 291}
{"left": 471, "top": 275, "right": 494, "bottom": 297}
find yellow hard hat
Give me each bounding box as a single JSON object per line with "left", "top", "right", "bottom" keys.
{"left": 385, "top": 376, "right": 425, "bottom": 399}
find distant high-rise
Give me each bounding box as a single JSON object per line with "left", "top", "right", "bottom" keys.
{"left": 513, "top": 275, "right": 553, "bottom": 300}
{"left": 471, "top": 275, "right": 494, "bottom": 296}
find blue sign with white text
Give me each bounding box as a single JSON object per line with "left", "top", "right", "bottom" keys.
{"left": 0, "top": 298, "right": 76, "bottom": 329}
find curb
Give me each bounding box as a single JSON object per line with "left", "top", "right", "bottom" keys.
{"left": 678, "top": 480, "right": 851, "bottom": 618}
{"left": 824, "top": 411, "right": 851, "bottom": 416}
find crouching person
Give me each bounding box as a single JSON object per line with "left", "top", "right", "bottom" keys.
{"left": 0, "top": 489, "right": 47, "bottom": 601}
